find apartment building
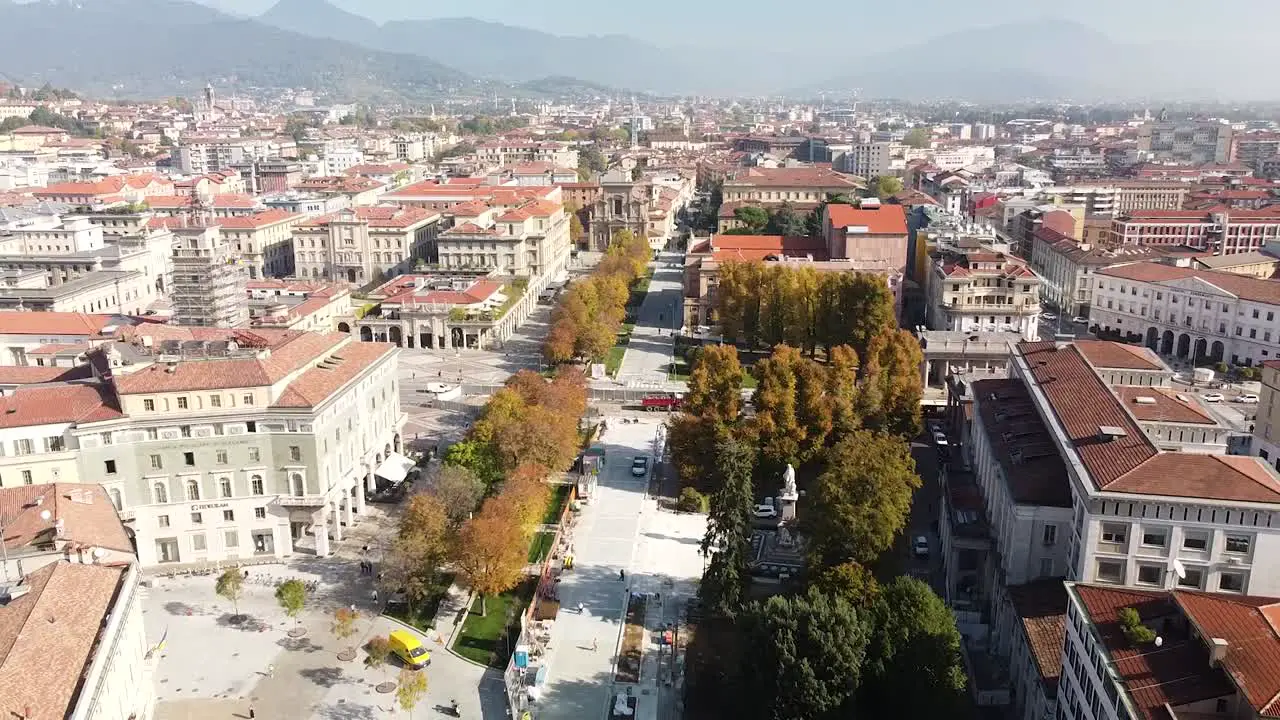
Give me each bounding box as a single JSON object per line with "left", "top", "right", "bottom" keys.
{"left": 246, "top": 279, "right": 350, "bottom": 333}
{"left": 834, "top": 141, "right": 891, "bottom": 177}
{"left": 1231, "top": 131, "right": 1280, "bottom": 171}
{"left": 33, "top": 174, "right": 174, "bottom": 206}
{"left": 0, "top": 328, "right": 404, "bottom": 566}
{"left": 216, "top": 209, "right": 302, "bottom": 280}
{"left": 942, "top": 339, "right": 1280, "bottom": 719}
{"left": 720, "top": 166, "right": 863, "bottom": 206}
{"left": 1191, "top": 250, "right": 1280, "bottom": 279}
{"left": 1058, "top": 581, "right": 1280, "bottom": 720}
{"left": 176, "top": 137, "right": 277, "bottom": 175}
{"left": 823, "top": 200, "right": 910, "bottom": 275}
{"left": 1138, "top": 120, "right": 1233, "bottom": 165}
{"left": 928, "top": 247, "right": 1040, "bottom": 339}
{"left": 474, "top": 141, "right": 578, "bottom": 169}
{"left": 437, "top": 199, "right": 571, "bottom": 283}
{"left": 1036, "top": 182, "right": 1190, "bottom": 217}
{"left": 1110, "top": 209, "right": 1280, "bottom": 254}
{"left": 1090, "top": 262, "right": 1280, "bottom": 367}
{"left": 291, "top": 206, "right": 442, "bottom": 284}
{"left": 1028, "top": 227, "right": 1166, "bottom": 317}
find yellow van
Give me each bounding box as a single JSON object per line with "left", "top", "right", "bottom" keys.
{"left": 388, "top": 630, "right": 430, "bottom": 669}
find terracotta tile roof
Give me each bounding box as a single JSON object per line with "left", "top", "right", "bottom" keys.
{"left": 0, "top": 365, "right": 92, "bottom": 385}
{"left": 1021, "top": 341, "right": 1280, "bottom": 502}
{"left": 0, "top": 483, "right": 132, "bottom": 553}
{"left": 1074, "top": 584, "right": 1236, "bottom": 720}
{"left": 1098, "top": 263, "right": 1280, "bottom": 306}
{"left": 447, "top": 200, "right": 491, "bottom": 216}
{"left": 726, "top": 167, "right": 862, "bottom": 188}
{"left": 215, "top": 209, "right": 300, "bottom": 229}
{"left": 0, "top": 562, "right": 129, "bottom": 720}
{"left": 1174, "top": 590, "right": 1280, "bottom": 716}
{"left": 381, "top": 278, "right": 504, "bottom": 307}
{"left": 1007, "top": 579, "right": 1067, "bottom": 694}
{"left": 706, "top": 234, "right": 828, "bottom": 263}
{"left": 144, "top": 193, "right": 261, "bottom": 210}
{"left": 112, "top": 332, "right": 348, "bottom": 394}
{"left": 1019, "top": 341, "right": 1158, "bottom": 486}
{"left": 273, "top": 340, "right": 395, "bottom": 408}
{"left": 0, "top": 382, "right": 122, "bottom": 428}
{"left": 1074, "top": 340, "right": 1164, "bottom": 370}
{"left": 826, "top": 203, "right": 908, "bottom": 235}
{"left": 299, "top": 206, "right": 437, "bottom": 229}
{"left": 1114, "top": 387, "right": 1216, "bottom": 425}
{"left": 0, "top": 312, "right": 116, "bottom": 336}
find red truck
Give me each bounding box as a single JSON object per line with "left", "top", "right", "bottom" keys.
{"left": 641, "top": 395, "right": 683, "bottom": 411}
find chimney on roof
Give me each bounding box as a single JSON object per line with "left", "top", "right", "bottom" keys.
{"left": 1210, "top": 637, "right": 1229, "bottom": 667}
{"left": 1097, "top": 426, "right": 1128, "bottom": 442}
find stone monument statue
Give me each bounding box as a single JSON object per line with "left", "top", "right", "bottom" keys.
{"left": 780, "top": 463, "right": 799, "bottom": 520}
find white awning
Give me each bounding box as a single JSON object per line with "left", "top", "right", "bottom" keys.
{"left": 374, "top": 452, "right": 416, "bottom": 484}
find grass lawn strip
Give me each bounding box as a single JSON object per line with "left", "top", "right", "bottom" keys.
{"left": 616, "top": 593, "right": 647, "bottom": 683}
{"left": 451, "top": 578, "right": 537, "bottom": 667}
{"left": 526, "top": 531, "right": 555, "bottom": 563}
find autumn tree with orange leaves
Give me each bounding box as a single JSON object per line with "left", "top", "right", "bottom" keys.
{"left": 453, "top": 491, "right": 529, "bottom": 616}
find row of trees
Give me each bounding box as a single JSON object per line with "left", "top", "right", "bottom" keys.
{"left": 0, "top": 107, "right": 97, "bottom": 137}
{"left": 389, "top": 368, "right": 587, "bottom": 618}
{"left": 543, "top": 229, "right": 651, "bottom": 364}
{"left": 685, "top": 428, "right": 962, "bottom": 719}
{"left": 724, "top": 203, "right": 814, "bottom": 237}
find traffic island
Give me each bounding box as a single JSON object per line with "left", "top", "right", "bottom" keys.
{"left": 615, "top": 593, "right": 647, "bottom": 683}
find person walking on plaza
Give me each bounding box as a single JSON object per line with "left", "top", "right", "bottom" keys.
{"left": 591, "top": 638, "right": 598, "bottom": 652}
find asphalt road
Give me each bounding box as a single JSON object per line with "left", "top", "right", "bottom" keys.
{"left": 617, "top": 252, "right": 685, "bottom": 384}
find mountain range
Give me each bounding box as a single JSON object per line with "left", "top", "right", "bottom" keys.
{"left": 0, "top": 0, "right": 1271, "bottom": 100}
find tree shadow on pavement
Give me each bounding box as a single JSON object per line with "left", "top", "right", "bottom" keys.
{"left": 530, "top": 670, "right": 618, "bottom": 720}
{"left": 317, "top": 702, "right": 377, "bottom": 720}
{"left": 299, "top": 666, "right": 346, "bottom": 688}
{"left": 216, "top": 613, "right": 270, "bottom": 632}
{"left": 277, "top": 636, "right": 322, "bottom": 653}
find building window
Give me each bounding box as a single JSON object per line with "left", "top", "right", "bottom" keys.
{"left": 224, "top": 530, "right": 239, "bottom": 548}
{"left": 1100, "top": 524, "right": 1127, "bottom": 544}
{"left": 1039, "top": 558, "right": 1054, "bottom": 577}
{"left": 254, "top": 507, "right": 267, "bottom": 519}
{"left": 1225, "top": 535, "right": 1251, "bottom": 554}
{"left": 20, "top": 470, "right": 31, "bottom": 485}
{"left": 216, "top": 450, "right": 228, "bottom": 465}
{"left": 251, "top": 475, "right": 264, "bottom": 495}
{"left": 147, "top": 428, "right": 159, "bottom": 440}
{"left": 144, "top": 399, "right": 155, "bottom": 411}
{"left": 186, "top": 479, "right": 201, "bottom": 501}
{"left": 191, "top": 511, "right": 203, "bottom": 525}
{"left": 1043, "top": 525, "right": 1057, "bottom": 546}
{"left": 177, "top": 397, "right": 189, "bottom": 410}
{"left": 223, "top": 509, "right": 235, "bottom": 522}
{"left": 154, "top": 482, "right": 168, "bottom": 503}
{"left": 100, "top": 432, "right": 113, "bottom": 446}
{"left": 290, "top": 473, "right": 305, "bottom": 496}
{"left": 1178, "top": 566, "right": 1205, "bottom": 589}
{"left": 104, "top": 459, "right": 117, "bottom": 474}
{"left": 1183, "top": 533, "right": 1209, "bottom": 551}
{"left": 289, "top": 446, "right": 301, "bottom": 462}
{"left": 1137, "top": 565, "right": 1163, "bottom": 585}
{"left": 243, "top": 394, "right": 254, "bottom": 406}
{"left": 1096, "top": 560, "right": 1124, "bottom": 583}
{"left": 14, "top": 439, "right": 32, "bottom": 456}
{"left": 150, "top": 454, "right": 163, "bottom": 470}
{"left": 249, "top": 447, "right": 260, "bottom": 462}
{"left": 158, "top": 514, "right": 170, "bottom": 528}
{"left": 219, "top": 477, "right": 232, "bottom": 498}
{"left": 1141, "top": 529, "right": 1167, "bottom": 547}
{"left": 184, "top": 451, "right": 195, "bottom": 466}
{"left": 210, "top": 395, "right": 221, "bottom": 408}
{"left": 192, "top": 533, "right": 206, "bottom": 551}
{"left": 1220, "top": 572, "right": 1246, "bottom": 593}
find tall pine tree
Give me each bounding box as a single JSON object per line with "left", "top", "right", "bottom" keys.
{"left": 699, "top": 435, "right": 756, "bottom": 617}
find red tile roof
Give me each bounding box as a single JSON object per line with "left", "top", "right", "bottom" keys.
{"left": 299, "top": 206, "right": 438, "bottom": 229}
{"left": 0, "top": 365, "right": 92, "bottom": 385}
{"left": 216, "top": 209, "right": 300, "bottom": 229}
{"left": 726, "top": 167, "right": 862, "bottom": 188}
{"left": 1114, "top": 386, "right": 1217, "bottom": 425}
{"left": 0, "top": 483, "right": 132, "bottom": 553}
{"left": 1007, "top": 579, "right": 1067, "bottom": 694}
{"left": 0, "top": 562, "right": 129, "bottom": 720}
{"left": 704, "top": 234, "right": 829, "bottom": 262}
{"left": 1020, "top": 342, "right": 1280, "bottom": 502}
{"left": 112, "top": 332, "right": 348, "bottom": 394}
{"left": 826, "top": 203, "right": 908, "bottom": 235}
{"left": 273, "top": 340, "right": 396, "bottom": 408}
{"left": 0, "top": 312, "right": 117, "bottom": 336}
{"left": 32, "top": 174, "right": 171, "bottom": 198}
{"left": 0, "top": 382, "right": 122, "bottom": 428}
{"left": 1074, "top": 340, "right": 1164, "bottom": 370}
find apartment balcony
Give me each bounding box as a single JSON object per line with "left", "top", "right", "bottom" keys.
{"left": 276, "top": 494, "right": 327, "bottom": 508}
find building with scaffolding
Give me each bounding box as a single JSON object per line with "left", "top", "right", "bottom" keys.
{"left": 169, "top": 223, "right": 249, "bottom": 327}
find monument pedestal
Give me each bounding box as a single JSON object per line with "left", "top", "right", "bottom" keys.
{"left": 779, "top": 491, "right": 798, "bottom": 521}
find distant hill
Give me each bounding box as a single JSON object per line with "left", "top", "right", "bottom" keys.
{"left": 0, "top": 0, "right": 474, "bottom": 99}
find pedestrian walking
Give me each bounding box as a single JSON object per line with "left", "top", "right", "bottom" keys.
{"left": 591, "top": 638, "right": 598, "bottom": 652}
{"left": 266, "top": 664, "right": 274, "bottom": 678}
{"left": 372, "top": 589, "right": 379, "bottom": 605}
{"left": 248, "top": 707, "right": 256, "bottom": 719}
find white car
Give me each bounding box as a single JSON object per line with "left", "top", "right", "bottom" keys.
{"left": 1202, "top": 392, "right": 1225, "bottom": 403}
{"left": 933, "top": 431, "right": 948, "bottom": 446}
{"left": 753, "top": 503, "right": 778, "bottom": 518}
{"left": 1235, "top": 393, "right": 1260, "bottom": 404}
{"left": 1041, "top": 312, "right": 1058, "bottom": 321}
{"left": 631, "top": 457, "right": 649, "bottom": 477}
{"left": 1072, "top": 316, "right": 1089, "bottom": 324}
{"left": 912, "top": 535, "right": 929, "bottom": 558}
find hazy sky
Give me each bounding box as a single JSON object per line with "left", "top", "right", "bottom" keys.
{"left": 199, "top": 0, "right": 1280, "bottom": 51}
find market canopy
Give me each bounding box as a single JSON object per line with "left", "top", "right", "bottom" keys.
{"left": 374, "top": 452, "right": 416, "bottom": 484}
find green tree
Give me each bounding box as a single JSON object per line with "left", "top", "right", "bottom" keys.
{"left": 367, "top": 635, "right": 392, "bottom": 680}
{"left": 684, "top": 345, "right": 744, "bottom": 422}
{"left": 867, "top": 329, "right": 925, "bottom": 438}
{"left": 751, "top": 345, "right": 804, "bottom": 469}
{"left": 383, "top": 494, "right": 450, "bottom": 613}
{"left": 699, "top": 435, "right": 756, "bottom": 617}
{"left": 827, "top": 345, "right": 862, "bottom": 441}
{"left": 397, "top": 668, "right": 429, "bottom": 718}
{"left": 807, "top": 430, "right": 920, "bottom": 568}
{"left": 766, "top": 202, "right": 807, "bottom": 236}
{"left": 275, "top": 579, "right": 307, "bottom": 630}
{"left": 869, "top": 175, "right": 904, "bottom": 198}
{"left": 568, "top": 209, "right": 585, "bottom": 247}
{"left": 578, "top": 146, "right": 606, "bottom": 179}
{"left": 677, "top": 487, "right": 709, "bottom": 513}
{"left": 424, "top": 464, "right": 485, "bottom": 526}
{"left": 859, "top": 577, "right": 966, "bottom": 717}
{"left": 443, "top": 439, "right": 503, "bottom": 487}
{"left": 215, "top": 567, "right": 244, "bottom": 618}
{"left": 903, "top": 128, "right": 931, "bottom": 148}
{"left": 812, "top": 561, "right": 880, "bottom": 608}
{"left": 736, "top": 587, "right": 869, "bottom": 720}
{"left": 732, "top": 206, "right": 769, "bottom": 234}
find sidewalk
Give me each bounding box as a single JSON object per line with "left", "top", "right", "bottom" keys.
{"left": 431, "top": 582, "right": 473, "bottom": 645}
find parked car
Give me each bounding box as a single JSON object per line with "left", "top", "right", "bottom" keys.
{"left": 631, "top": 456, "right": 649, "bottom": 477}
{"left": 1041, "top": 312, "right": 1058, "bottom": 321}
{"left": 1072, "top": 316, "right": 1089, "bottom": 324}
{"left": 753, "top": 503, "right": 778, "bottom": 518}
{"left": 1236, "top": 393, "right": 1260, "bottom": 404}
{"left": 1202, "top": 392, "right": 1225, "bottom": 403}
{"left": 933, "top": 431, "right": 949, "bottom": 446}
{"left": 912, "top": 535, "right": 930, "bottom": 558}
